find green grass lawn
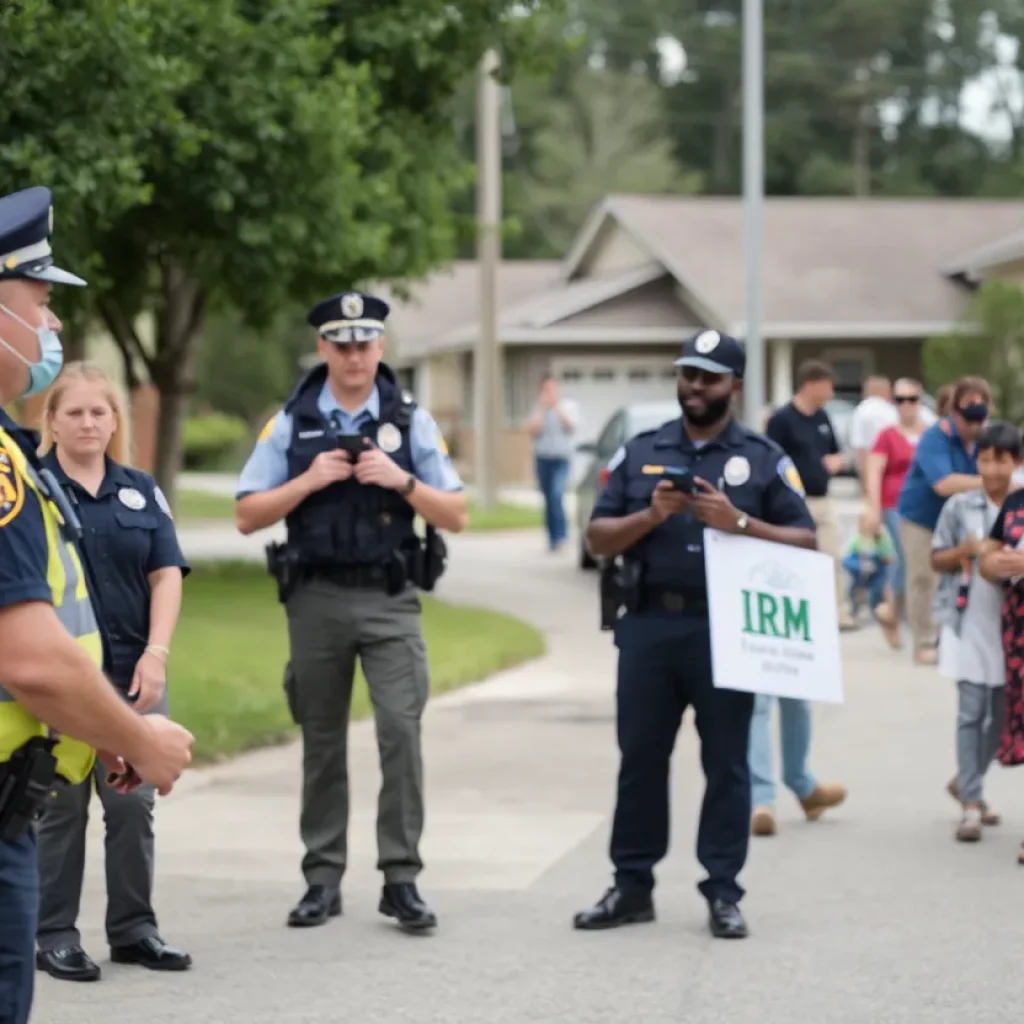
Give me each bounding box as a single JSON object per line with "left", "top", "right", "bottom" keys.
{"left": 175, "top": 488, "right": 542, "bottom": 531}
{"left": 170, "top": 562, "right": 545, "bottom": 762}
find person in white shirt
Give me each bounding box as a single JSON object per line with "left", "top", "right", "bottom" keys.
{"left": 850, "top": 377, "right": 897, "bottom": 483}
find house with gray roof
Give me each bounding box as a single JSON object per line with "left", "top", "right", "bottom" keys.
{"left": 379, "top": 193, "right": 1024, "bottom": 484}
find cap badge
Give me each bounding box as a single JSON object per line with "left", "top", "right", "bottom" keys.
{"left": 376, "top": 422, "right": 402, "bottom": 454}
{"left": 118, "top": 487, "right": 147, "bottom": 511}
{"left": 723, "top": 455, "right": 751, "bottom": 486}
{"left": 341, "top": 293, "right": 363, "bottom": 319}
{"left": 694, "top": 330, "right": 720, "bottom": 354}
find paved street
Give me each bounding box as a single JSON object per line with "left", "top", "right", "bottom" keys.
{"left": 37, "top": 523, "right": 1020, "bottom": 1024}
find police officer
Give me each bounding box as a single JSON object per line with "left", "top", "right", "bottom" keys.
{"left": 235, "top": 290, "right": 466, "bottom": 933}
{"left": 0, "top": 187, "right": 193, "bottom": 1024}
{"left": 573, "top": 330, "right": 817, "bottom": 940}
{"left": 34, "top": 361, "right": 192, "bottom": 981}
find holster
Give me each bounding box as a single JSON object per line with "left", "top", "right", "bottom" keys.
{"left": 0, "top": 737, "right": 60, "bottom": 842}
{"left": 265, "top": 541, "right": 297, "bottom": 604}
{"left": 398, "top": 528, "right": 448, "bottom": 593}
{"left": 599, "top": 555, "right": 642, "bottom": 630}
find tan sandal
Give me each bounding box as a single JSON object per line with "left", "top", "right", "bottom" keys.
{"left": 946, "top": 778, "right": 1000, "bottom": 826}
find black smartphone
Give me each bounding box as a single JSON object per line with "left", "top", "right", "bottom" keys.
{"left": 660, "top": 466, "right": 698, "bottom": 494}
{"left": 335, "top": 434, "right": 365, "bottom": 459}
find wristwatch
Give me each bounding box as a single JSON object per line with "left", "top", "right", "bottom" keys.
{"left": 401, "top": 474, "right": 417, "bottom": 497}
{"left": 735, "top": 512, "right": 749, "bottom": 532}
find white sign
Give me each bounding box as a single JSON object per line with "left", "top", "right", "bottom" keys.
{"left": 704, "top": 529, "right": 843, "bottom": 703}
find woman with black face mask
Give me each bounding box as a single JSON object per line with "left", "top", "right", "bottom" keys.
{"left": 895, "top": 376, "right": 991, "bottom": 666}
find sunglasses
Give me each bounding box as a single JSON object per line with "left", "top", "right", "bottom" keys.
{"left": 679, "top": 366, "right": 728, "bottom": 385}
{"left": 893, "top": 395, "right": 920, "bottom": 404}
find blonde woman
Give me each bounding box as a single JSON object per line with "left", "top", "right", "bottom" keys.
{"left": 34, "top": 362, "right": 192, "bottom": 982}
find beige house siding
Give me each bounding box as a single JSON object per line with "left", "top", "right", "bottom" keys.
{"left": 578, "top": 225, "right": 654, "bottom": 277}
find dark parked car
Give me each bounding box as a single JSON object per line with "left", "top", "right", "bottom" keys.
{"left": 574, "top": 399, "right": 680, "bottom": 569}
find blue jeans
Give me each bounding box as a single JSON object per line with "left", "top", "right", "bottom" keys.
{"left": 748, "top": 694, "right": 817, "bottom": 808}
{"left": 847, "top": 567, "right": 887, "bottom": 615}
{"left": 883, "top": 507, "right": 905, "bottom": 597}
{"left": 0, "top": 831, "right": 38, "bottom": 1024}
{"left": 535, "top": 456, "right": 570, "bottom": 548}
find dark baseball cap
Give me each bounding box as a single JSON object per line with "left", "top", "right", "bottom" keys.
{"left": 674, "top": 330, "right": 745, "bottom": 379}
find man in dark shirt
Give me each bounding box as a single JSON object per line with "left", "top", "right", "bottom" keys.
{"left": 765, "top": 360, "right": 853, "bottom": 631}
{"left": 751, "top": 359, "right": 850, "bottom": 840}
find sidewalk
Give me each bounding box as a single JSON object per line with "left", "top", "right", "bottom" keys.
{"left": 36, "top": 531, "right": 1015, "bottom": 1024}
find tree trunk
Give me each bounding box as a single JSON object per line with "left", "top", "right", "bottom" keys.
{"left": 149, "top": 260, "right": 206, "bottom": 509}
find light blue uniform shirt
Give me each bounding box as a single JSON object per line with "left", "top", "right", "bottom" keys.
{"left": 236, "top": 382, "right": 463, "bottom": 497}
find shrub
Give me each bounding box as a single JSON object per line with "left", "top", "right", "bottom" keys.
{"left": 181, "top": 413, "right": 249, "bottom": 470}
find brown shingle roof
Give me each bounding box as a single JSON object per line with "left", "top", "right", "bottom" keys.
{"left": 601, "top": 194, "right": 1024, "bottom": 328}
{"left": 376, "top": 260, "right": 560, "bottom": 360}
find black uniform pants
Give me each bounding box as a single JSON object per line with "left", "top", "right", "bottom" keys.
{"left": 610, "top": 612, "right": 754, "bottom": 904}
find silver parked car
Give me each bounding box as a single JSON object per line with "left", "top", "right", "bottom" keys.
{"left": 574, "top": 400, "right": 681, "bottom": 569}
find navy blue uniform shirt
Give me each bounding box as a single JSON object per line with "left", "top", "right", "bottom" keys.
{"left": 42, "top": 452, "right": 189, "bottom": 684}
{"left": 0, "top": 408, "right": 57, "bottom": 610}
{"left": 591, "top": 417, "right": 815, "bottom": 595}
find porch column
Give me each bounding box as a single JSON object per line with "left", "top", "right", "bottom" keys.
{"left": 770, "top": 338, "right": 793, "bottom": 409}
{"left": 415, "top": 358, "right": 432, "bottom": 410}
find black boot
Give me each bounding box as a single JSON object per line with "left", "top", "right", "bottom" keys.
{"left": 708, "top": 899, "right": 748, "bottom": 939}
{"left": 287, "top": 885, "right": 342, "bottom": 928}
{"left": 573, "top": 887, "right": 655, "bottom": 931}
{"left": 379, "top": 882, "right": 437, "bottom": 932}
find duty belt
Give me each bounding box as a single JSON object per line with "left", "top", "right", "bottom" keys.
{"left": 305, "top": 565, "right": 389, "bottom": 589}
{"left": 638, "top": 587, "right": 708, "bottom": 616}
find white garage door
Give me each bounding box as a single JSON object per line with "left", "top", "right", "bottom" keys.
{"left": 551, "top": 355, "right": 677, "bottom": 483}
{"left": 551, "top": 355, "right": 677, "bottom": 445}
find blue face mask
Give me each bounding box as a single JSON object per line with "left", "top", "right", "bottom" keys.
{"left": 0, "top": 303, "right": 65, "bottom": 397}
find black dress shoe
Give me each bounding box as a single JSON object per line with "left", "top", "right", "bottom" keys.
{"left": 36, "top": 946, "right": 101, "bottom": 982}
{"left": 379, "top": 882, "right": 437, "bottom": 932}
{"left": 708, "top": 899, "right": 748, "bottom": 939}
{"left": 573, "top": 887, "right": 655, "bottom": 931}
{"left": 287, "top": 885, "right": 342, "bottom": 928}
{"left": 110, "top": 936, "right": 193, "bottom": 971}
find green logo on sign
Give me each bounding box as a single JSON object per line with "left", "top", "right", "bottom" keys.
{"left": 741, "top": 563, "right": 812, "bottom": 644}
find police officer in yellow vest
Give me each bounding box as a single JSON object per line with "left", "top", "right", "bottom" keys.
{"left": 0, "top": 186, "right": 195, "bottom": 1024}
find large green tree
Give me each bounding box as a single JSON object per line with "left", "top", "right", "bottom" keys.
{"left": 0, "top": 0, "right": 564, "bottom": 501}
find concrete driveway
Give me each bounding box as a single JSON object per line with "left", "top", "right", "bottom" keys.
{"left": 35, "top": 526, "right": 1018, "bottom": 1024}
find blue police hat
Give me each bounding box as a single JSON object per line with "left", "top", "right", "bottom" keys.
{"left": 307, "top": 291, "right": 389, "bottom": 344}
{"left": 0, "top": 186, "right": 85, "bottom": 287}
{"left": 674, "top": 329, "right": 745, "bottom": 379}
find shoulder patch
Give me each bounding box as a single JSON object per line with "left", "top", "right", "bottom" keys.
{"left": 777, "top": 455, "right": 805, "bottom": 497}
{"left": 436, "top": 426, "right": 449, "bottom": 457}
{"left": 258, "top": 413, "right": 278, "bottom": 444}
{"left": 153, "top": 485, "right": 174, "bottom": 519}
{"left": 0, "top": 441, "right": 25, "bottom": 527}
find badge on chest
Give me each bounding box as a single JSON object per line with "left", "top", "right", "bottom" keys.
{"left": 376, "top": 422, "right": 402, "bottom": 454}
{"left": 723, "top": 456, "right": 751, "bottom": 486}
{"left": 118, "top": 487, "right": 147, "bottom": 511}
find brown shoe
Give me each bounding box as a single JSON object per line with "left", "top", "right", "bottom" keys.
{"left": 914, "top": 646, "right": 938, "bottom": 666}
{"left": 946, "top": 777, "right": 1000, "bottom": 825}
{"left": 800, "top": 783, "right": 847, "bottom": 821}
{"left": 751, "top": 806, "right": 776, "bottom": 836}
{"left": 956, "top": 807, "right": 983, "bottom": 842}
{"left": 873, "top": 603, "right": 902, "bottom": 649}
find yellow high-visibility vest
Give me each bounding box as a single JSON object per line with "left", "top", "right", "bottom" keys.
{"left": 0, "top": 426, "right": 101, "bottom": 784}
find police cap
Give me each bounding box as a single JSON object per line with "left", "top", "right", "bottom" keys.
{"left": 674, "top": 329, "right": 745, "bottom": 379}
{"left": 0, "top": 186, "right": 86, "bottom": 287}
{"left": 307, "top": 290, "right": 389, "bottom": 344}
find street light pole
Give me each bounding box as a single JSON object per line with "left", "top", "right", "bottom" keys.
{"left": 475, "top": 48, "right": 501, "bottom": 510}
{"left": 742, "top": 0, "right": 765, "bottom": 429}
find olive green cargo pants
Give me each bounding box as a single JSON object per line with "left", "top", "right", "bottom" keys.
{"left": 284, "top": 579, "right": 430, "bottom": 889}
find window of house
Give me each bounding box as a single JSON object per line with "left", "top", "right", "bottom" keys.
{"left": 628, "top": 368, "right": 652, "bottom": 381}
{"left": 592, "top": 367, "right": 615, "bottom": 381}
{"left": 561, "top": 368, "right": 583, "bottom": 382}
